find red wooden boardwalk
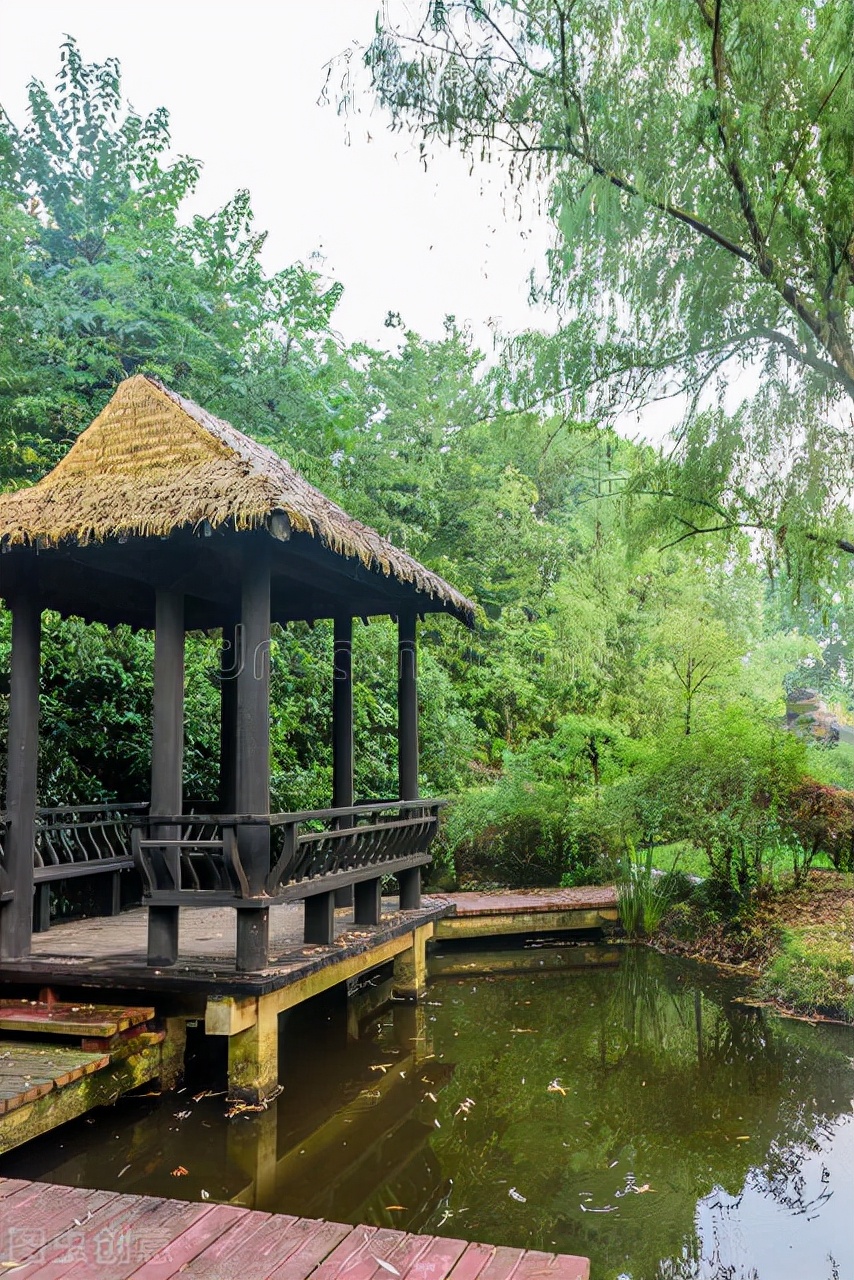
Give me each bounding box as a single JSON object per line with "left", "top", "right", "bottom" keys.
{"left": 0, "top": 1177, "right": 590, "bottom": 1279}
{"left": 437, "top": 888, "right": 617, "bottom": 916}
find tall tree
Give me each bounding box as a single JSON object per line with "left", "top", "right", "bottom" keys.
{"left": 0, "top": 38, "right": 350, "bottom": 486}
{"left": 351, "top": 0, "right": 854, "bottom": 563}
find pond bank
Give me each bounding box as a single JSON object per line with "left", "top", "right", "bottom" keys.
{"left": 651, "top": 869, "right": 854, "bottom": 1024}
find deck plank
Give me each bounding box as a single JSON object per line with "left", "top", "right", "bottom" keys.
{"left": 436, "top": 889, "right": 617, "bottom": 916}
{"left": 123, "top": 1201, "right": 245, "bottom": 1278}
{"left": 265, "top": 1219, "right": 362, "bottom": 1280}
{"left": 0, "top": 1181, "right": 589, "bottom": 1280}
{"left": 160, "top": 1209, "right": 282, "bottom": 1279}
{"left": 0, "top": 1002, "right": 154, "bottom": 1039}
{"left": 0, "top": 1042, "right": 110, "bottom": 1116}
{"left": 0, "top": 1183, "right": 122, "bottom": 1271}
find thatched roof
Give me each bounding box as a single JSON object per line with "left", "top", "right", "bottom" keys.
{"left": 0, "top": 375, "right": 474, "bottom": 624}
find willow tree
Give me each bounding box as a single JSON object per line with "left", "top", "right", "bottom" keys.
{"left": 350, "top": 1, "right": 854, "bottom": 569}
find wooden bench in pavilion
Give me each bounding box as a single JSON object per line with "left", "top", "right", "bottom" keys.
{"left": 0, "top": 374, "right": 474, "bottom": 973}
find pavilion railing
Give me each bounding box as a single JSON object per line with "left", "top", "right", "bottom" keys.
{"left": 0, "top": 802, "right": 145, "bottom": 883}
{"left": 133, "top": 799, "right": 443, "bottom": 903}
{"left": 34, "top": 802, "right": 148, "bottom": 882}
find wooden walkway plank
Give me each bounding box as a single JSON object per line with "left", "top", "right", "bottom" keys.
{"left": 472, "top": 1247, "right": 589, "bottom": 1280}
{"left": 309, "top": 1225, "right": 435, "bottom": 1280}
{"left": 446, "top": 1242, "right": 500, "bottom": 1280}
{"left": 0, "top": 1182, "right": 590, "bottom": 1280}
{"left": 157, "top": 1209, "right": 284, "bottom": 1280}
{"left": 0, "top": 1002, "right": 154, "bottom": 1039}
{"left": 392, "top": 1234, "right": 469, "bottom": 1280}
{"left": 72, "top": 1196, "right": 216, "bottom": 1280}
{"left": 125, "top": 1202, "right": 246, "bottom": 1278}
{"left": 265, "top": 1220, "right": 369, "bottom": 1280}
{"left": 0, "top": 1184, "right": 123, "bottom": 1274}
{"left": 14, "top": 1194, "right": 151, "bottom": 1280}
{"left": 0, "top": 1043, "right": 110, "bottom": 1116}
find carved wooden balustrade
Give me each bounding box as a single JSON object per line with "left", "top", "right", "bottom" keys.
{"left": 0, "top": 803, "right": 148, "bottom": 930}
{"left": 132, "top": 799, "right": 443, "bottom": 906}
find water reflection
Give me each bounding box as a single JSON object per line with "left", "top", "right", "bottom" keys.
{"left": 3, "top": 948, "right": 852, "bottom": 1280}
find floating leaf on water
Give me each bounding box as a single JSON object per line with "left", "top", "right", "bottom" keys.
{"left": 385, "top": 1205, "right": 407, "bottom": 1211}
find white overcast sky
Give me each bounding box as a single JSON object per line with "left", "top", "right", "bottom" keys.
{"left": 0, "top": 0, "right": 554, "bottom": 350}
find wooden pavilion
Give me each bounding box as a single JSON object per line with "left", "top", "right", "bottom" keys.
{"left": 0, "top": 375, "right": 474, "bottom": 973}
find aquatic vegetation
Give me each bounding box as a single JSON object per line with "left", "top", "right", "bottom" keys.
{"left": 617, "top": 843, "right": 677, "bottom": 937}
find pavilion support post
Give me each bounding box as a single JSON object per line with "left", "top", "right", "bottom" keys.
{"left": 218, "top": 612, "right": 240, "bottom": 812}
{"left": 227, "top": 995, "right": 280, "bottom": 1105}
{"left": 148, "top": 589, "right": 185, "bottom": 968}
{"left": 333, "top": 615, "right": 354, "bottom": 909}
{"left": 304, "top": 891, "right": 335, "bottom": 945}
{"left": 235, "top": 544, "right": 271, "bottom": 973}
{"left": 1, "top": 591, "right": 41, "bottom": 960}
{"left": 353, "top": 877, "right": 381, "bottom": 926}
{"left": 397, "top": 611, "right": 421, "bottom": 911}
{"left": 392, "top": 922, "right": 432, "bottom": 1001}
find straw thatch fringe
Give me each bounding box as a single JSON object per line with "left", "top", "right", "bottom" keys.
{"left": 0, "top": 375, "right": 474, "bottom": 622}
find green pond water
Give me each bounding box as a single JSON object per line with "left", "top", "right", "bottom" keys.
{"left": 4, "top": 946, "right": 853, "bottom": 1280}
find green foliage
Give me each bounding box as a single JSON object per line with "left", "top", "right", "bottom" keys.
{"left": 0, "top": 37, "right": 850, "bottom": 906}
{"left": 355, "top": 0, "right": 854, "bottom": 578}
{"left": 617, "top": 842, "right": 679, "bottom": 938}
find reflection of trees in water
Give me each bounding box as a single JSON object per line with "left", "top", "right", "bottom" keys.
{"left": 420, "top": 950, "right": 854, "bottom": 1279}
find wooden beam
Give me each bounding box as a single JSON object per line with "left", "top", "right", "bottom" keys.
{"left": 397, "top": 612, "right": 421, "bottom": 909}
{"left": 332, "top": 616, "right": 354, "bottom": 910}
{"left": 304, "top": 891, "right": 335, "bottom": 945}
{"left": 147, "top": 590, "right": 184, "bottom": 967}
{"left": 0, "top": 591, "right": 41, "bottom": 960}
{"left": 397, "top": 612, "right": 419, "bottom": 801}
{"left": 332, "top": 617, "right": 354, "bottom": 810}
{"left": 235, "top": 541, "right": 271, "bottom": 972}
{"left": 218, "top": 613, "right": 239, "bottom": 812}
{"left": 353, "top": 877, "right": 381, "bottom": 926}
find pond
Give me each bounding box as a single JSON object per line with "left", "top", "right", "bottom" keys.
{"left": 4, "top": 947, "right": 853, "bottom": 1280}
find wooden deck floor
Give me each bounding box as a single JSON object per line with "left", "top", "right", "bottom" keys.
{"left": 432, "top": 887, "right": 618, "bottom": 941}
{"left": 0, "top": 900, "right": 449, "bottom": 999}
{"left": 0, "top": 1177, "right": 590, "bottom": 1279}
{"left": 436, "top": 888, "right": 618, "bottom": 916}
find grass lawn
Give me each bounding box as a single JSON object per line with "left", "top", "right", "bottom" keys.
{"left": 651, "top": 839, "right": 837, "bottom": 881}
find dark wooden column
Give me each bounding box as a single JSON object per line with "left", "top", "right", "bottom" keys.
{"left": 333, "top": 615, "right": 354, "bottom": 912}
{"left": 332, "top": 616, "right": 354, "bottom": 812}
{"left": 218, "top": 612, "right": 240, "bottom": 812}
{"left": 397, "top": 611, "right": 421, "bottom": 909}
{"left": 235, "top": 542, "right": 271, "bottom": 971}
{"left": 148, "top": 589, "right": 185, "bottom": 967}
{"left": 0, "top": 591, "right": 41, "bottom": 960}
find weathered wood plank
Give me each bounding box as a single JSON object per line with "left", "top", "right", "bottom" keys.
{"left": 0, "top": 1001, "right": 153, "bottom": 1039}
{"left": 168, "top": 1210, "right": 290, "bottom": 1279}
{"left": 264, "top": 1219, "right": 362, "bottom": 1280}
{"left": 116, "top": 1201, "right": 246, "bottom": 1279}
{"left": 11, "top": 1187, "right": 124, "bottom": 1275}
{"left": 0, "top": 1042, "right": 110, "bottom": 1116}
{"left": 0, "top": 1182, "right": 590, "bottom": 1280}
